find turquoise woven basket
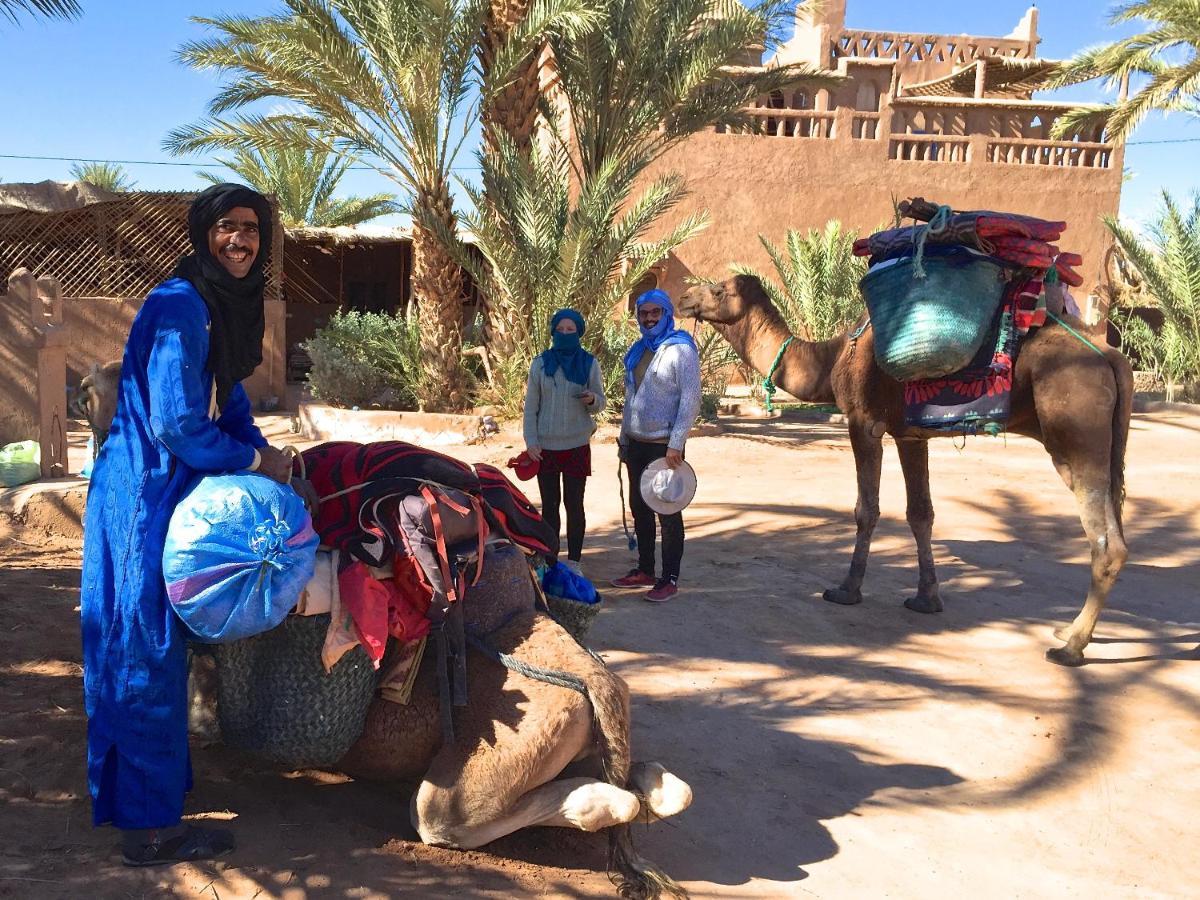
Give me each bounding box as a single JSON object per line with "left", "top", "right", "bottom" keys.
{"left": 860, "top": 253, "right": 1008, "bottom": 382}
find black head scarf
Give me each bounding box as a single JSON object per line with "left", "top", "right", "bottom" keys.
{"left": 173, "top": 183, "right": 273, "bottom": 408}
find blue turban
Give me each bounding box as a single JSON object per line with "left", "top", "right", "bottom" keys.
{"left": 623, "top": 289, "right": 696, "bottom": 391}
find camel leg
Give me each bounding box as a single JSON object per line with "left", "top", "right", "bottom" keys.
{"left": 1046, "top": 465, "right": 1127, "bottom": 667}
{"left": 415, "top": 776, "right": 642, "bottom": 849}
{"left": 823, "top": 423, "right": 883, "bottom": 606}
{"left": 896, "top": 440, "right": 942, "bottom": 613}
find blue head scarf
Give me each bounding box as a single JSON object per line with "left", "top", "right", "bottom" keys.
{"left": 623, "top": 289, "right": 696, "bottom": 391}
{"left": 540, "top": 308, "right": 594, "bottom": 387}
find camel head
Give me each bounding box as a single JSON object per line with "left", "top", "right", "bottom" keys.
{"left": 677, "top": 274, "right": 771, "bottom": 325}
{"left": 73, "top": 360, "right": 122, "bottom": 444}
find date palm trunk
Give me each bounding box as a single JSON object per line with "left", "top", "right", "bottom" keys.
{"left": 478, "top": 0, "right": 543, "bottom": 359}
{"left": 412, "top": 179, "right": 468, "bottom": 411}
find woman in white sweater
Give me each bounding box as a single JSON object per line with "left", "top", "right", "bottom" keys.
{"left": 522, "top": 309, "right": 606, "bottom": 573}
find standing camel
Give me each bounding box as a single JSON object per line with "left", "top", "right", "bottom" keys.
{"left": 678, "top": 275, "right": 1133, "bottom": 666}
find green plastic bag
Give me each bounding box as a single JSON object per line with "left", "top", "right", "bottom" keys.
{"left": 0, "top": 441, "right": 41, "bottom": 488}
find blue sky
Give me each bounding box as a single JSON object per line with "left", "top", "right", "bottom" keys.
{"left": 0, "top": 0, "right": 1195, "bottom": 228}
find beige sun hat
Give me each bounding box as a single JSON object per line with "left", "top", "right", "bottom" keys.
{"left": 639, "top": 458, "right": 697, "bottom": 515}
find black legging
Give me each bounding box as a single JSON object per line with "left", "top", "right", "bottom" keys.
{"left": 537, "top": 470, "right": 587, "bottom": 562}
{"left": 625, "top": 438, "right": 684, "bottom": 580}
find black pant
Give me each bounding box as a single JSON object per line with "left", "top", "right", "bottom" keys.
{"left": 537, "top": 470, "right": 587, "bottom": 562}
{"left": 626, "top": 438, "right": 684, "bottom": 580}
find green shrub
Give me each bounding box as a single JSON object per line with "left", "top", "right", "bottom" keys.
{"left": 303, "top": 309, "right": 423, "bottom": 409}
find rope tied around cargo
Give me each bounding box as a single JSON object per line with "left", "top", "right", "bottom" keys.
{"left": 911, "top": 204, "right": 953, "bottom": 279}
{"left": 1047, "top": 311, "right": 1106, "bottom": 357}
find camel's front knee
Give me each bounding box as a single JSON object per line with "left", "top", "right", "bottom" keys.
{"left": 411, "top": 781, "right": 471, "bottom": 848}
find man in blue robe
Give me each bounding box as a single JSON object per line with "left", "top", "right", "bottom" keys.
{"left": 80, "top": 184, "right": 294, "bottom": 865}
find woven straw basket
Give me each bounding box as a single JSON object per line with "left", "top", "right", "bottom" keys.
{"left": 861, "top": 253, "right": 1007, "bottom": 382}
{"left": 214, "top": 613, "right": 375, "bottom": 768}
{"left": 545, "top": 593, "right": 602, "bottom": 644}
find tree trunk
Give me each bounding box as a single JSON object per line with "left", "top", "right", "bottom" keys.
{"left": 480, "top": 0, "right": 541, "bottom": 154}
{"left": 411, "top": 181, "right": 468, "bottom": 412}
{"left": 477, "top": 0, "right": 544, "bottom": 359}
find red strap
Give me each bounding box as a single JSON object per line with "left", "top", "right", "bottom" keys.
{"left": 421, "top": 485, "right": 458, "bottom": 604}
{"left": 470, "top": 494, "right": 486, "bottom": 586}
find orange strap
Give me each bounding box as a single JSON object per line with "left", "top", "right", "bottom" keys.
{"left": 421, "top": 485, "right": 458, "bottom": 605}
{"left": 469, "top": 494, "right": 486, "bottom": 587}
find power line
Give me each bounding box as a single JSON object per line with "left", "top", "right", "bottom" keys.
{"left": 0, "top": 152, "right": 483, "bottom": 171}
{"left": 1125, "top": 137, "right": 1200, "bottom": 145}
{"left": 2, "top": 138, "right": 1195, "bottom": 171}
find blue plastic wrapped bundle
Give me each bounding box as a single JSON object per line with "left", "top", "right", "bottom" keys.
{"left": 163, "top": 473, "right": 318, "bottom": 643}
{"left": 541, "top": 562, "right": 601, "bottom": 643}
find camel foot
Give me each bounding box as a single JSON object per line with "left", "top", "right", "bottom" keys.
{"left": 1045, "top": 645, "right": 1086, "bottom": 667}
{"left": 823, "top": 587, "right": 862, "bottom": 606}
{"left": 629, "top": 762, "right": 693, "bottom": 820}
{"left": 903, "top": 594, "right": 943, "bottom": 614}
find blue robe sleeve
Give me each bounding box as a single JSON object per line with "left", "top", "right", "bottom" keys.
{"left": 217, "top": 383, "right": 268, "bottom": 449}
{"left": 147, "top": 316, "right": 258, "bottom": 473}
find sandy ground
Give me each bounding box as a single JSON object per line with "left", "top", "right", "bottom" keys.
{"left": 1, "top": 409, "right": 1198, "bottom": 899}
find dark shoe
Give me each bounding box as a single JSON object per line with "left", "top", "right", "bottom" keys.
{"left": 611, "top": 569, "right": 656, "bottom": 588}
{"left": 122, "top": 825, "right": 235, "bottom": 867}
{"left": 645, "top": 578, "right": 679, "bottom": 603}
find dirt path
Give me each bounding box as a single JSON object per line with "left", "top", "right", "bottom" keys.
{"left": 2, "top": 411, "right": 1198, "bottom": 898}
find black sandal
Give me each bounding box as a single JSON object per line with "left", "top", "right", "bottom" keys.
{"left": 122, "top": 825, "right": 235, "bottom": 867}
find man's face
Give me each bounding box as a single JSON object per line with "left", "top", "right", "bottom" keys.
{"left": 207, "top": 207, "right": 260, "bottom": 279}
{"left": 637, "top": 302, "right": 664, "bottom": 330}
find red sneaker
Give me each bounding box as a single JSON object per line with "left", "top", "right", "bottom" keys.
{"left": 611, "top": 569, "right": 656, "bottom": 588}
{"left": 644, "top": 578, "right": 679, "bottom": 602}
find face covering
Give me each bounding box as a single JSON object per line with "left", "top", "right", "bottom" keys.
{"left": 540, "top": 308, "right": 593, "bottom": 387}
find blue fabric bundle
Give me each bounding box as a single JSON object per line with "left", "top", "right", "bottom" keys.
{"left": 163, "top": 473, "right": 318, "bottom": 642}
{"left": 542, "top": 562, "right": 600, "bottom": 605}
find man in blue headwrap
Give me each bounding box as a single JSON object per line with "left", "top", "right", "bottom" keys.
{"left": 523, "top": 308, "right": 607, "bottom": 574}
{"left": 611, "top": 289, "right": 701, "bottom": 601}
{"left": 80, "top": 184, "right": 295, "bottom": 866}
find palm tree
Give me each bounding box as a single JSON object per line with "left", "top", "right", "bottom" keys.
{"left": 731, "top": 222, "right": 866, "bottom": 341}
{"left": 463, "top": 0, "right": 837, "bottom": 399}
{"left": 199, "top": 140, "right": 399, "bottom": 228}
{"left": 69, "top": 161, "right": 136, "bottom": 192}
{"left": 1050, "top": 0, "right": 1200, "bottom": 140}
{"left": 1104, "top": 192, "right": 1200, "bottom": 401}
{"left": 456, "top": 129, "right": 710, "bottom": 410}
{"left": 552, "top": 0, "right": 835, "bottom": 181}
{"left": 165, "top": 0, "right": 586, "bottom": 411}
{"left": 1, "top": 0, "right": 80, "bottom": 25}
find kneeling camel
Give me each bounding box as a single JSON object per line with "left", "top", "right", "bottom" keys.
{"left": 679, "top": 275, "right": 1132, "bottom": 666}
{"left": 193, "top": 546, "right": 692, "bottom": 899}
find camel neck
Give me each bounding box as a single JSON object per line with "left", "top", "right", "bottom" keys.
{"left": 717, "top": 301, "right": 843, "bottom": 404}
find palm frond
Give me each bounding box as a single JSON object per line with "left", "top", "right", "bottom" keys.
{"left": 68, "top": 161, "right": 136, "bottom": 192}
{"left": 0, "top": 0, "right": 80, "bottom": 25}
{"left": 1103, "top": 189, "right": 1200, "bottom": 389}
{"left": 1049, "top": 0, "right": 1200, "bottom": 140}
{"left": 732, "top": 222, "right": 865, "bottom": 341}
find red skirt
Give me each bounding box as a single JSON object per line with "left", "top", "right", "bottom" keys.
{"left": 539, "top": 444, "right": 591, "bottom": 479}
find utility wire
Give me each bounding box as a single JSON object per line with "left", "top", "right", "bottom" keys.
{"left": 0, "top": 152, "right": 482, "bottom": 170}
{"left": 2, "top": 138, "right": 1196, "bottom": 171}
